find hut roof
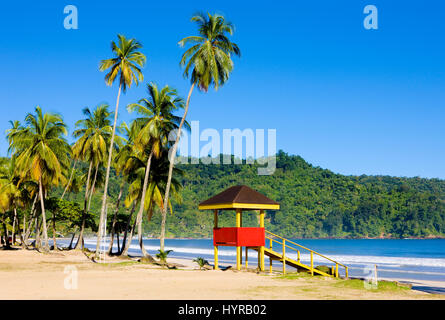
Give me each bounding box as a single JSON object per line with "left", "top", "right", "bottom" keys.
{"left": 198, "top": 185, "right": 280, "bottom": 210}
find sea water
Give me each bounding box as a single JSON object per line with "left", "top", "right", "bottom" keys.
{"left": 71, "top": 238, "right": 445, "bottom": 284}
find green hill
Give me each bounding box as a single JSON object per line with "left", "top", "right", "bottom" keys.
{"left": 6, "top": 151, "right": 445, "bottom": 239}
{"left": 143, "top": 151, "right": 445, "bottom": 239}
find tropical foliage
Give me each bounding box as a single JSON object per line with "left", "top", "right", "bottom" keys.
{"left": 193, "top": 257, "right": 210, "bottom": 270}
{"left": 3, "top": 11, "right": 443, "bottom": 266}
{"left": 96, "top": 34, "right": 146, "bottom": 256}
{"left": 155, "top": 151, "right": 445, "bottom": 239}
{"left": 160, "top": 12, "right": 241, "bottom": 252}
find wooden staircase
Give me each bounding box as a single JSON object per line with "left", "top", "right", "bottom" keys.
{"left": 252, "top": 230, "right": 348, "bottom": 278}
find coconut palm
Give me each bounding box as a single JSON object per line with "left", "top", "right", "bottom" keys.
{"left": 9, "top": 106, "right": 71, "bottom": 251}
{"left": 5, "top": 121, "right": 39, "bottom": 248}
{"left": 127, "top": 82, "right": 184, "bottom": 256}
{"left": 72, "top": 104, "right": 113, "bottom": 249}
{"left": 61, "top": 160, "right": 77, "bottom": 200}
{"left": 5, "top": 121, "right": 23, "bottom": 149}
{"left": 0, "top": 158, "right": 39, "bottom": 248}
{"left": 61, "top": 168, "right": 83, "bottom": 200}
{"left": 123, "top": 146, "right": 183, "bottom": 256}
{"left": 87, "top": 165, "right": 105, "bottom": 211}
{"left": 147, "top": 151, "right": 182, "bottom": 219}
{"left": 107, "top": 121, "right": 134, "bottom": 254}
{"left": 17, "top": 180, "right": 38, "bottom": 248}
{"left": 113, "top": 121, "right": 142, "bottom": 255}
{"left": 0, "top": 159, "right": 22, "bottom": 248}
{"left": 96, "top": 34, "right": 146, "bottom": 257}
{"left": 106, "top": 213, "right": 128, "bottom": 254}
{"left": 160, "top": 12, "right": 241, "bottom": 251}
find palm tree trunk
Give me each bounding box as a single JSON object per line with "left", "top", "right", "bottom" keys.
{"left": 87, "top": 163, "right": 99, "bottom": 211}
{"left": 38, "top": 177, "right": 50, "bottom": 252}
{"left": 136, "top": 150, "right": 154, "bottom": 259}
{"left": 160, "top": 82, "right": 195, "bottom": 251}
{"left": 24, "top": 195, "right": 38, "bottom": 247}
{"left": 19, "top": 213, "right": 27, "bottom": 249}
{"left": 107, "top": 183, "right": 124, "bottom": 254}
{"left": 52, "top": 211, "right": 57, "bottom": 250}
{"left": 61, "top": 159, "right": 77, "bottom": 199}
{"left": 12, "top": 208, "right": 17, "bottom": 245}
{"left": 2, "top": 219, "right": 11, "bottom": 249}
{"left": 68, "top": 229, "right": 77, "bottom": 249}
{"left": 34, "top": 216, "right": 41, "bottom": 249}
{"left": 96, "top": 83, "right": 122, "bottom": 258}
{"left": 120, "top": 202, "right": 136, "bottom": 255}
{"left": 17, "top": 214, "right": 27, "bottom": 249}
{"left": 116, "top": 232, "right": 120, "bottom": 252}
{"left": 120, "top": 202, "right": 136, "bottom": 256}
{"left": 75, "top": 161, "right": 93, "bottom": 250}
{"left": 22, "top": 210, "right": 26, "bottom": 247}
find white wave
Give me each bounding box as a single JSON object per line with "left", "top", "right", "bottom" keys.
{"left": 319, "top": 254, "right": 445, "bottom": 268}
{"left": 80, "top": 239, "right": 445, "bottom": 269}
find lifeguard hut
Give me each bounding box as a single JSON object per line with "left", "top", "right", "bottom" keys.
{"left": 199, "top": 185, "right": 348, "bottom": 278}
{"left": 198, "top": 185, "right": 279, "bottom": 271}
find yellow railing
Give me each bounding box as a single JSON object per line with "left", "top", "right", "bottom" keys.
{"left": 265, "top": 230, "right": 348, "bottom": 278}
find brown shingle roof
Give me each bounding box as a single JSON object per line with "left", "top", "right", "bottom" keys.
{"left": 198, "top": 185, "right": 279, "bottom": 210}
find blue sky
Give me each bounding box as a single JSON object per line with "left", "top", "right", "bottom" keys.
{"left": 0, "top": 0, "right": 444, "bottom": 178}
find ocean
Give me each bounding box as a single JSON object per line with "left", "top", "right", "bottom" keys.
{"left": 74, "top": 238, "right": 445, "bottom": 285}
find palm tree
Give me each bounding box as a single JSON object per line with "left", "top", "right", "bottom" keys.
{"left": 127, "top": 82, "right": 184, "bottom": 256}
{"left": 61, "top": 160, "right": 77, "bottom": 200}
{"left": 0, "top": 158, "right": 21, "bottom": 248}
{"left": 9, "top": 106, "right": 71, "bottom": 251}
{"left": 72, "top": 104, "right": 113, "bottom": 249}
{"left": 113, "top": 121, "right": 142, "bottom": 256}
{"left": 144, "top": 150, "right": 183, "bottom": 223}
{"left": 160, "top": 12, "right": 241, "bottom": 251}
{"left": 61, "top": 168, "right": 83, "bottom": 200}
{"left": 122, "top": 145, "right": 183, "bottom": 255}
{"left": 4, "top": 121, "right": 40, "bottom": 248}
{"left": 96, "top": 34, "right": 146, "bottom": 257}
{"left": 106, "top": 213, "right": 128, "bottom": 254}
{"left": 0, "top": 158, "right": 39, "bottom": 248}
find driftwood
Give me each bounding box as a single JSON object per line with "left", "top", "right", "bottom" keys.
{"left": 221, "top": 265, "right": 232, "bottom": 271}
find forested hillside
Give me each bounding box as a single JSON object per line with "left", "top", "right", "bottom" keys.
{"left": 145, "top": 151, "right": 445, "bottom": 239}
{"left": 5, "top": 151, "right": 445, "bottom": 239}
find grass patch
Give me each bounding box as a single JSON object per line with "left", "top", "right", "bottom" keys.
{"left": 333, "top": 278, "right": 411, "bottom": 292}
{"left": 276, "top": 271, "right": 319, "bottom": 280}
{"left": 97, "top": 260, "right": 140, "bottom": 268}
{"left": 275, "top": 272, "right": 411, "bottom": 294}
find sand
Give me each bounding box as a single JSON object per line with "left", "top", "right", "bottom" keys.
{"left": 0, "top": 249, "right": 444, "bottom": 300}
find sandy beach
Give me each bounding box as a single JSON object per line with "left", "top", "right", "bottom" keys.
{"left": 0, "top": 249, "right": 444, "bottom": 300}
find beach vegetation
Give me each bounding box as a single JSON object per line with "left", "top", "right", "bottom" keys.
{"left": 72, "top": 104, "right": 114, "bottom": 249}
{"left": 127, "top": 82, "right": 185, "bottom": 257}
{"left": 1, "top": 12, "right": 445, "bottom": 257}
{"left": 96, "top": 34, "right": 146, "bottom": 258}
{"left": 7, "top": 107, "right": 71, "bottom": 251}
{"left": 159, "top": 12, "right": 241, "bottom": 253}
{"left": 193, "top": 257, "right": 210, "bottom": 270}
{"left": 156, "top": 249, "right": 173, "bottom": 265}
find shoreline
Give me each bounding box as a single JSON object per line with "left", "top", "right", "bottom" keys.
{"left": 66, "top": 235, "right": 445, "bottom": 240}
{"left": 1, "top": 249, "right": 444, "bottom": 300}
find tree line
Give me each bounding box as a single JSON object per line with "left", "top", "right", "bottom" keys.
{"left": 159, "top": 151, "right": 445, "bottom": 239}
{"left": 0, "top": 12, "right": 241, "bottom": 258}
